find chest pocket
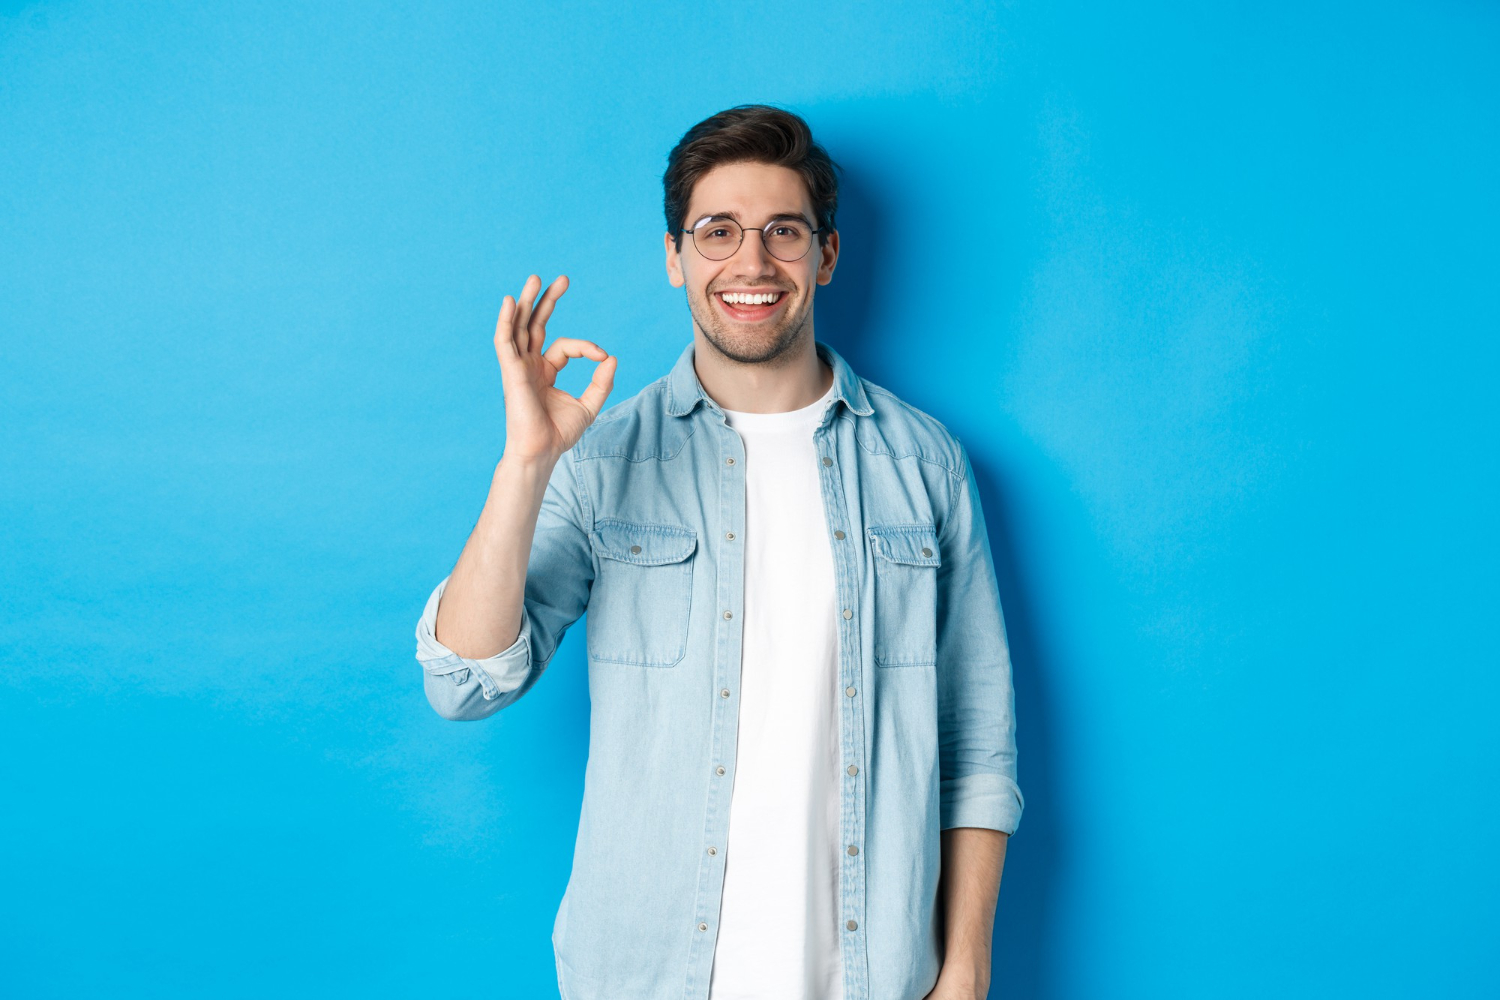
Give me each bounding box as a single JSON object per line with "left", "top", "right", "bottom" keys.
{"left": 587, "top": 519, "right": 698, "bottom": 667}
{"left": 867, "top": 523, "right": 941, "bottom": 667}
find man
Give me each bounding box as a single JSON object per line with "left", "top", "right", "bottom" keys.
{"left": 414, "top": 105, "right": 1022, "bottom": 1000}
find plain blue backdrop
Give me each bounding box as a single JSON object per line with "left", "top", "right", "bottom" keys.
{"left": 2, "top": 1, "right": 1496, "bottom": 997}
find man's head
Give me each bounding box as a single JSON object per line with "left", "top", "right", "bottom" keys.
{"left": 663, "top": 105, "right": 841, "bottom": 366}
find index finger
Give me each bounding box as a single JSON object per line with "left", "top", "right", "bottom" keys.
{"left": 494, "top": 294, "right": 519, "bottom": 360}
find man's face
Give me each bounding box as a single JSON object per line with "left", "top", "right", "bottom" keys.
{"left": 665, "top": 160, "right": 838, "bottom": 365}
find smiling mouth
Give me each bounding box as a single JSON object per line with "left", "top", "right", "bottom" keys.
{"left": 714, "top": 289, "right": 789, "bottom": 320}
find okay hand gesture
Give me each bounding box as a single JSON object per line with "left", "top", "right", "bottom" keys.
{"left": 493, "top": 274, "right": 618, "bottom": 464}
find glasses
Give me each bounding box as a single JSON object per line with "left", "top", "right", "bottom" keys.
{"left": 681, "top": 216, "right": 826, "bottom": 262}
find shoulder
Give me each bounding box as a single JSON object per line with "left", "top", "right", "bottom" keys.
{"left": 569, "top": 376, "right": 695, "bottom": 463}
{"left": 855, "top": 377, "right": 967, "bottom": 480}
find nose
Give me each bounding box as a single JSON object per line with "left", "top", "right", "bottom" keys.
{"left": 728, "top": 228, "right": 777, "bottom": 276}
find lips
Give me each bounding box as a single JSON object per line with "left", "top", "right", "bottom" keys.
{"left": 714, "top": 289, "right": 789, "bottom": 323}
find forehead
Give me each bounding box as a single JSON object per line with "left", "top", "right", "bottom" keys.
{"left": 684, "top": 161, "right": 815, "bottom": 222}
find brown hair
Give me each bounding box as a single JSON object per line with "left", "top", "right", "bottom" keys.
{"left": 663, "top": 104, "right": 841, "bottom": 251}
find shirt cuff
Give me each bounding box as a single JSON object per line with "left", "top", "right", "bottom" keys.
{"left": 940, "top": 773, "right": 1025, "bottom": 835}
{"left": 414, "top": 575, "right": 534, "bottom": 702}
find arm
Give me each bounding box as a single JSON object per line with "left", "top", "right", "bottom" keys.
{"left": 434, "top": 451, "right": 558, "bottom": 662}
{"left": 928, "top": 440, "right": 1023, "bottom": 995}
{"left": 416, "top": 447, "right": 596, "bottom": 720}
{"left": 415, "top": 274, "right": 617, "bottom": 720}
{"left": 933, "top": 440, "right": 1023, "bottom": 832}
{"left": 927, "top": 827, "right": 1007, "bottom": 999}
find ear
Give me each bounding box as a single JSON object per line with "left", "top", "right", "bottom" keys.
{"left": 815, "top": 229, "right": 839, "bottom": 286}
{"left": 664, "top": 231, "right": 686, "bottom": 288}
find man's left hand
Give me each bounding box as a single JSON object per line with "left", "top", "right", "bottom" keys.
{"left": 921, "top": 964, "right": 990, "bottom": 1000}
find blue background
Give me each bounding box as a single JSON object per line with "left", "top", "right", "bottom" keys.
{"left": 2, "top": 2, "right": 1496, "bottom": 997}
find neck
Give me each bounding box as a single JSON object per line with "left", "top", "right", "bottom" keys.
{"left": 692, "top": 330, "right": 834, "bottom": 414}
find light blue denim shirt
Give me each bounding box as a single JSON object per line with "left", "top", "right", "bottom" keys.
{"left": 415, "top": 338, "right": 1022, "bottom": 1000}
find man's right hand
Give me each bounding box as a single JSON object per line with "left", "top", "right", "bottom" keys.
{"left": 495, "top": 273, "right": 618, "bottom": 463}
{"left": 431, "top": 274, "right": 615, "bottom": 662}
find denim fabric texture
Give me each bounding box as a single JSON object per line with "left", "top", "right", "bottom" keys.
{"left": 415, "top": 339, "right": 1023, "bottom": 1000}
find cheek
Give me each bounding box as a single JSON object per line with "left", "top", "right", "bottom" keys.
{"left": 690, "top": 266, "right": 727, "bottom": 299}
{"left": 687, "top": 279, "right": 715, "bottom": 310}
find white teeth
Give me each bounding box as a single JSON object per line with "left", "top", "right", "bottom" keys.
{"left": 721, "top": 292, "right": 780, "bottom": 306}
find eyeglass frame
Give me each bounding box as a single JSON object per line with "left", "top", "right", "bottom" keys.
{"left": 679, "top": 215, "right": 829, "bottom": 263}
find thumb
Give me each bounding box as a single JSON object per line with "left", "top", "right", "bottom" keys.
{"left": 575, "top": 353, "right": 618, "bottom": 422}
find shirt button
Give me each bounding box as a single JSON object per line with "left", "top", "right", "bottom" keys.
{"left": 630, "top": 544, "right": 641, "bottom": 554}
{"left": 726, "top": 531, "right": 735, "bottom": 540}
{"left": 707, "top": 846, "right": 718, "bottom": 856}
{"left": 721, "top": 688, "right": 731, "bottom": 698}
{"left": 841, "top": 608, "right": 852, "bottom": 620}
{"left": 716, "top": 765, "right": 726, "bottom": 775}
{"left": 846, "top": 919, "right": 858, "bottom": 931}
{"left": 847, "top": 764, "right": 858, "bottom": 776}
{"left": 724, "top": 610, "right": 733, "bottom": 619}
{"left": 846, "top": 686, "right": 857, "bottom": 697}
{"left": 921, "top": 547, "right": 932, "bottom": 557}
{"left": 847, "top": 845, "right": 859, "bottom": 856}
{"left": 822, "top": 456, "right": 833, "bottom": 467}
{"left": 833, "top": 530, "right": 845, "bottom": 539}
{"left": 725, "top": 457, "right": 735, "bottom": 465}
{"left": 699, "top": 922, "right": 709, "bottom": 932}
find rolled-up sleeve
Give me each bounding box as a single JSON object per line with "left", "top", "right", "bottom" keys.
{"left": 934, "top": 440, "right": 1024, "bottom": 834}
{"left": 415, "top": 447, "right": 595, "bottom": 722}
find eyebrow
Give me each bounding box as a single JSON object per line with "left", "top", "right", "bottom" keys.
{"left": 691, "top": 211, "right": 814, "bottom": 228}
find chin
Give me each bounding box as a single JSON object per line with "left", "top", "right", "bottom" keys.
{"left": 691, "top": 296, "right": 809, "bottom": 365}
{"left": 703, "top": 318, "right": 807, "bottom": 365}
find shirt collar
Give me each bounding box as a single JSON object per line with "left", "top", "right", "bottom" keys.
{"left": 664, "top": 337, "right": 874, "bottom": 419}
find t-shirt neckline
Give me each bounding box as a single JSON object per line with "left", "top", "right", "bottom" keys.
{"left": 721, "top": 378, "right": 837, "bottom": 430}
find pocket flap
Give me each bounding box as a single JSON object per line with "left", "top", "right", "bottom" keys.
{"left": 592, "top": 519, "right": 698, "bottom": 565}
{"left": 867, "top": 524, "right": 941, "bottom": 567}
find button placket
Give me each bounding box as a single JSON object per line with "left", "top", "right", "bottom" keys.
{"left": 690, "top": 425, "right": 749, "bottom": 982}
{"left": 814, "top": 430, "right": 868, "bottom": 995}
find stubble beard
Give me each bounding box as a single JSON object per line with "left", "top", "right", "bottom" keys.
{"left": 687, "top": 284, "right": 813, "bottom": 367}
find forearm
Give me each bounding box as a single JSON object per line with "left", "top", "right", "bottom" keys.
{"left": 937, "top": 827, "right": 1008, "bottom": 990}
{"left": 433, "top": 452, "right": 556, "bottom": 659}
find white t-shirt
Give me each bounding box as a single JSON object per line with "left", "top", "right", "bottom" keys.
{"left": 709, "top": 376, "right": 844, "bottom": 1000}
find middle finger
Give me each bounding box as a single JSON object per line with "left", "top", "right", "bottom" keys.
{"left": 527, "top": 275, "right": 570, "bottom": 354}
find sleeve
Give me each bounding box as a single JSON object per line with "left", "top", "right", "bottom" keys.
{"left": 414, "top": 447, "right": 596, "bottom": 722}
{"left": 934, "top": 439, "right": 1024, "bottom": 834}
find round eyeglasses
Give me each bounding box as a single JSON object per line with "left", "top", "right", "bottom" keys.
{"left": 681, "top": 217, "right": 826, "bottom": 262}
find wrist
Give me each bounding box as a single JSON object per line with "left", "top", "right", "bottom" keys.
{"left": 496, "top": 449, "right": 556, "bottom": 479}
{"left": 939, "top": 952, "right": 990, "bottom": 987}
{"left": 490, "top": 452, "right": 557, "bottom": 513}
